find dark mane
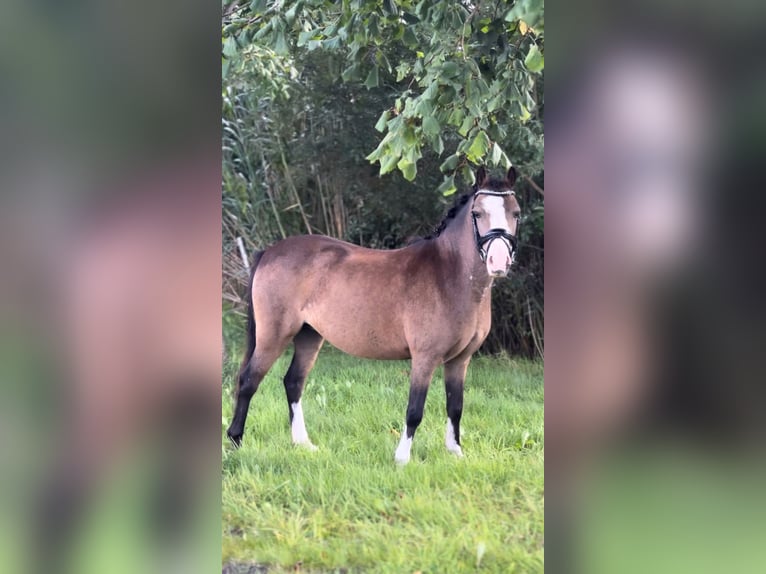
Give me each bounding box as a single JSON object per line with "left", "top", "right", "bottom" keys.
{"left": 422, "top": 176, "right": 510, "bottom": 240}
{"left": 423, "top": 193, "right": 472, "bottom": 240}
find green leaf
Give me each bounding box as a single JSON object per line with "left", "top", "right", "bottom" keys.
{"left": 524, "top": 44, "right": 544, "bottom": 73}
{"left": 460, "top": 164, "right": 476, "bottom": 186}
{"left": 274, "top": 32, "right": 289, "bottom": 55}
{"left": 415, "top": 98, "right": 433, "bottom": 118}
{"left": 395, "top": 62, "right": 412, "bottom": 82}
{"left": 466, "top": 131, "right": 490, "bottom": 163}
{"left": 341, "top": 64, "right": 360, "bottom": 82}
{"left": 448, "top": 108, "right": 464, "bottom": 127}
{"left": 383, "top": 0, "right": 398, "bottom": 16}
{"left": 438, "top": 85, "right": 456, "bottom": 105}
{"left": 368, "top": 14, "right": 380, "bottom": 38}
{"left": 440, "top": 153, "right": 460, "bottom": 172}
{"left": 379, "top": 152, "right": 399, "bottom": 175}
{"left": 297, "top": 31, "right": 314, "bottom": 47}
{"left": 458, "top": 116, "right": 474, "bottom": 137}
{"left": 437, "top": 176, "right": 457, "bottom": 196}
{"left": 491, "top": 142, "right": 510, "bottom": 167}
{"left": 375, "top": 51, "right": 392, "bottom": 73}
{"left": 364, "top": 66, "right": 380, "bottom": 89}
{"left": 375, "top": 110, "right": 391, "bottom": 133}
{"left": 487, "top": 94, "right": 504, "bottom": 113}
{"left": 397, "top": 158, "right": 417, "bottom": 181}
{"left": 431, "top": 135, "right": 444, "bottom": 155}
{"left": 253, "top": 21, "right": 273, "bottom": 41}
{"left": 403, "top": 126, "right": 417, "bottom": 145}
{"left": 422, "top": 115, "right": 440, "bottom": 137}
{"left": 222, "top": 36, "right": 237, "bottom": 58}
{"left": 403, "top": 27, "right": 417, "bottom": 47}
{"left": 441, "top": 61, "right": 460, "bottom": 77}
{"left": 368, "top": 129, "right": 395, "bottom": 160}
{"left": 249, "top": 0, "right": 267, "bottom": 14}
{"left": 505, "top": 0, "right": 544, "bottom": 30}
{"left": 404, "top": 143, "right": 422, "bottom": 165}
{"left": 421, "top": 82, "right": 438, "bottom": 101}
{"left": 284, "top": 4, "right": 298, "bottom": 24}
{"left": 499, "top": 149, "right": 511, "bottom": 168}
{"left": 366, "top": 146, "right": 382, "bottom": 162}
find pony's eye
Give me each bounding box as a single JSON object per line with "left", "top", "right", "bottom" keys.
{"left": 471, "top": 211, "right": 481, "bottom": 218}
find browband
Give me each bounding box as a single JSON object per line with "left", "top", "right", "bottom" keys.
{"left": 474, "top": 189, "right": 515, "bottom": 197}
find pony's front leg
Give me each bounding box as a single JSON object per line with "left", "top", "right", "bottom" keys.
{"left": 444, "top": 357, "right": 470, "bottom": 457}
{"left": 395, "top": 357, "right": 439, "bottom": 464}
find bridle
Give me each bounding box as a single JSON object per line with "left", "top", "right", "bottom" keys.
{"left": 471, "top": 189, "right": 518, "bottom": 264}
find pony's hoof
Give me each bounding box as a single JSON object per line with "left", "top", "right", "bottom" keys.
{"left": 227, "top": 430, "right": 243, "bottom": 448}
{"left": 295, "top": 441, "right": 318, "bottom": 451}
{"left": 447, "top": 445, "right": 464, "bottom": 458}
{"left": 394, "top": 435, "right": 412, "bottom": 465}
{"left": 394, "top": 453, "right": 410, "bottom": 465}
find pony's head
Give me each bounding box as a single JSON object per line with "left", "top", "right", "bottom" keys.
{"left": 471, "top": 166, "right": 521, "bottom": 277}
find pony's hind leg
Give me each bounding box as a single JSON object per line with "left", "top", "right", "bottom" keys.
{"left": 284, "top": 325, "right": 324, "bottom": 449}
{"left": 226, "top": 339, "right": 289, "bottom": 447}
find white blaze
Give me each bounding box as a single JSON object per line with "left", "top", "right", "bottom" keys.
{"left": 478, "top": 195, "right": 510, "bottom": 230}
{"left": 476, "top": 194, "right": 513, "bottom": 275}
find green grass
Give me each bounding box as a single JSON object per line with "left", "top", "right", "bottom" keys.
{"left": 222, "top": 346, "right": 544, "bottom": 573}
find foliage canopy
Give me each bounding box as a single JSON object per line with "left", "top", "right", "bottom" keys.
{"left": 223, "top": 0, "right": 543, "bottom": 192}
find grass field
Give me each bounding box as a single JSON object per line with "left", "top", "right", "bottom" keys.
{"left": 222, "top": 346, "right": 544, "bottom": 573}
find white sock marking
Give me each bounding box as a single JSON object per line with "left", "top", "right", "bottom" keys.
{"left": 291, "top": 401, "right": 316, "bottom": 450}
{"left": 445, "top": 419, "right": 463, "bottom": 457}
{"left": 394, "top": 423, "right": 413, "bottom": 464}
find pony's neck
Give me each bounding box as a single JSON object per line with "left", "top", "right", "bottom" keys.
{"left": 436, "top": 200, "right": 493, "bottom": 292}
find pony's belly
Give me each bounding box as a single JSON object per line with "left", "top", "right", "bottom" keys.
{"left": 303, "top": 289, "right": 410, "bottom": 359}
{"left": 329, "top": 338, "right": 411, "bottom": 360}
{"left": 308, "top": 319, "right": 410, "bottom": 360}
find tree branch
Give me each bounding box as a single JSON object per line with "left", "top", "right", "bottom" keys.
{"left": 523, "top": 174, "right": 544, "bottom": 196}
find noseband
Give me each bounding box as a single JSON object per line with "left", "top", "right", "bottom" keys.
{"left": 472, "top": 189, "right": 518, "bottom": 263}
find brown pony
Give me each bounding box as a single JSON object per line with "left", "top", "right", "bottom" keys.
{"left": 227, "top": 166, "right": 521, "bottom": 463}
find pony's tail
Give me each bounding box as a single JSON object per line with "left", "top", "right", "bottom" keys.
{"left": 236, "top": 250, "right": 264, "bottom": 396}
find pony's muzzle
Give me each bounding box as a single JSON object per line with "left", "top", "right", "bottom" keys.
{"left": 486, "top": 240, "right": 512, "bottom": 277}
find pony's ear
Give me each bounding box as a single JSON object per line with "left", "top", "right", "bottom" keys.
{"left": 506, "top": 166, "right": 518, "bottom": 187}
{"left": 475, "top": 166, "right": 488, "bottom": 187}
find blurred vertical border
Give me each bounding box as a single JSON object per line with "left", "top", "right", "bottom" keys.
{"left": 0, "top": 1, "right": 222, "bottom": 573}
{"left": 546, "top": 1, "right": 766, "bottom": 573}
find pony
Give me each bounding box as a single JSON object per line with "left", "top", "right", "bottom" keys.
{"left": 227, "top": 166, "right": 521, "bottom": 463}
